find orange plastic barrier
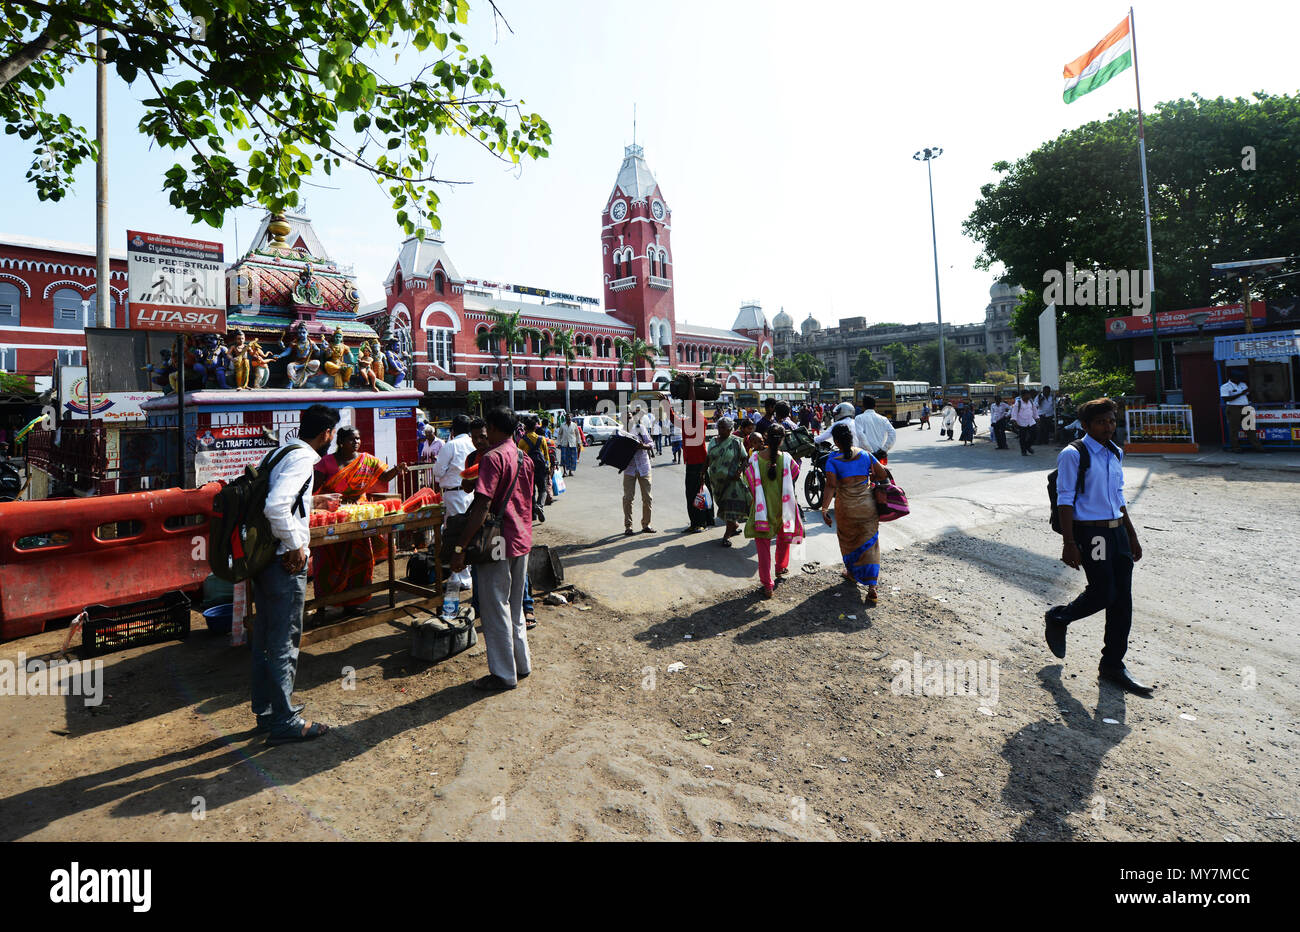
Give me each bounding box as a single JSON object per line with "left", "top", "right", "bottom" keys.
{"left": 0, "top": 484, "right": 221, "bottom": 641}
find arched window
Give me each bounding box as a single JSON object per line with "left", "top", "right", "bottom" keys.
{"left": 650, "top": 253, "right": 658, "bottom": 277}
{"left": 52, "top": 288, "right": 86, "bottom": 330}
{"left": 395, "top": 271, "right": 404, "bottom": 293}
{"left": 660, "top": 249, "right": 668, "bottom": 271}
{"left": 0, "top": 282, "right": 20, "bottom": 326}
{"left": 434, "top": 271, "right": 445, "bottom": 294}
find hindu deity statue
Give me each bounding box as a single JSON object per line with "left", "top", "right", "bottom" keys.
{"left": 322, "top": 326, "right": 354, "bottom": 389}
{"left": 279, "top": 321, "right": 322, "bottom": 388}
{"left": 143, "top": 348, "right": 176, "bottom": 393}
{"left": 229, "top": 329, "right": 250, "bottom": 389}
{"left": 246, "top": 338, "right": 271, "bottom": 389}
{"left": 380, "top": 338, "right": 407, "bottom": 388}
{"left": 354, "top": 341, "right": 380, "bottom": 391}
{"left": 193, "top": 333, "right": 231, "bottom": 389}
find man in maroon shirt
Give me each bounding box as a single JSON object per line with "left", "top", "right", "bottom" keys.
{"left": 450, "top": 405, "right": 535, "bottom": 690}
{"left": 673, "top": 384, "right": 716, "bottom": 533}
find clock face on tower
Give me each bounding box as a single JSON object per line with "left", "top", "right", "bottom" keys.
{"left": 611, "top": 199, "right": 627, "bottom": 221}
{"left": 651, "top": 199, "right": 665, "bottom": 221}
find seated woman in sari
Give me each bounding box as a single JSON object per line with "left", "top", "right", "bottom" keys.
{"left": 821, "top": 423, "right": 891, "bottom": 605}
{"left": 706, "top": 417, "right": 750, "bottom": 547}
{"left": 312, "top": 426, "right": 406, "bottom": 618}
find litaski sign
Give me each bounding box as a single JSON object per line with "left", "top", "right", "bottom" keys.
{"left": 127, "top": 230, "right": 226, "bottom": 333}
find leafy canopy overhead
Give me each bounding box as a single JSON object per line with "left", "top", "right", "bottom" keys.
{"left": 1, "top": 0, "right": 551, "bottom": 231}
{"left": 963, "top": 93, "right": 1300, "bottom": 353}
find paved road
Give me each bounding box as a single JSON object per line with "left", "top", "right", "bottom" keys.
{"left": 536, "top": 418, "right": 1154, "bottom": 614}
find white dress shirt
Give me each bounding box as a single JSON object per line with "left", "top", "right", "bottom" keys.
{"left": 815, "top": 416, "right": 855, "bottom": 445}
{"left": 265, "top": 440, "right": 320, "bottom": 555}
{"left": 1220, "top": 380, "right": 1249, "bottom": 405}
{"left": 852, "top": 409, "right": 897, "bottom": 454}
{"left": 433, "top": 432, "right": 475, "bottom": 489}
{"left": 1037, "top": 395, "right": 1055, "bottom": 418}
{"left": 1011, "top": 398, "right": 1038, "bottom": 427}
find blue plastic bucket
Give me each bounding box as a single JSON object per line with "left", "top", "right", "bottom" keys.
{"left": 202, "top": 603, "right": 234, "bottom": 635}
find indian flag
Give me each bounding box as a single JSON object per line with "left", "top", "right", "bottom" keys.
{"left": 1063, "top": 15, "right": 1133, "bottom": 104}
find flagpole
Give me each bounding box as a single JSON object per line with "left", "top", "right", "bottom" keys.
{"left": 1130, "top": 6, "right": 1162, "bottom": 403}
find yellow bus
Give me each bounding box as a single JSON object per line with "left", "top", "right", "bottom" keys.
{"left": 945, "top": 382, "right": 997, "bottom": 411}
{"left": 816, "top": 388, "right": 855, "bottom": 406}
{"left": 995, "top": 380, "right": 1041, "bottom": 398}
{"left": 855, "top": 380, "right": 931, "bottom": 427}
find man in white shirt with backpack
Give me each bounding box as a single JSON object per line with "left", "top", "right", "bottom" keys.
{"left": 252, "top": 403, "right": 340, "bottom": 744}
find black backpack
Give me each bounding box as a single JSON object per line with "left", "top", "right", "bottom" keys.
{"left": 1047, "top": 440, "right": 1089, "bottom": 534}
{"left": 209, "top": 445, "right": 308, "bottom": 581}
{"left": 782, "top": 426, "right": 818, "bottom": 460}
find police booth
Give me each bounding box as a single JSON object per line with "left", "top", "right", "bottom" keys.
{"left": 1213, "top": 329, "right": 1300, "bottom": 450}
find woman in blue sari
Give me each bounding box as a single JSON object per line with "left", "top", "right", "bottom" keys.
{"left": 821, "top": 423, "right": 891, "bottom": 604}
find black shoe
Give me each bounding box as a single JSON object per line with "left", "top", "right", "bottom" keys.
{"left": 1099, "top": 665, "right": 1154, "bottom": 695}
{"left": 1044, "top": 608, "right": 1067, "bottom": 659}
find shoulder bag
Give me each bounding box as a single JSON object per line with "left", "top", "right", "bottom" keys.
{"left": 441, "top": 450, "right": 526, "bottom": 564}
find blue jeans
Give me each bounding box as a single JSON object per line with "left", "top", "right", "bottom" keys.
{"left": 250, "top": 560, "right": 307, "bottom": 737}
{"left": 472, "top": 565, "right": 533, "bottom": 615}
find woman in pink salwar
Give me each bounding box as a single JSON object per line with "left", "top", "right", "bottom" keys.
{"left": 743, "top": 424, "right": 805, "bottom": 599}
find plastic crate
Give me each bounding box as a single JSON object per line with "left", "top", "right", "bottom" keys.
{"left": 82, "top": 590, "right": 191, "bottom": 656}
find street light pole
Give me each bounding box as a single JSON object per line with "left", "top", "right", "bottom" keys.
{"left": 914, "top": 147, "right": 947, "bottom": 399}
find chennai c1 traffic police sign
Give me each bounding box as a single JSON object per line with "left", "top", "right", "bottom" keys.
{"left": 127, "top": 230, "right": 226, "bottom": 333}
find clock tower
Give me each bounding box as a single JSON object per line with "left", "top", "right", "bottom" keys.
{"left": 602, "top": 144, "right": 675, "bottom": 376}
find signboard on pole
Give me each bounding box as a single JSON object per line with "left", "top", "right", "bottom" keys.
{"left": 127, "top": 230, "right": 227, "bottom": 333}
{"left": 1038, "top": 303, "right": 1060, "bottom": 390}
{"left": 59, "top": 366, "right": 159, "bottom": 422}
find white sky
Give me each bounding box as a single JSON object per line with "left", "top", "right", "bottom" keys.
{"left": 1, "top": 0, "right": 1297, "bottom": 332}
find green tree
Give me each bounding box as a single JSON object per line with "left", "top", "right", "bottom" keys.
{"left": 539, "top": 327, "right": 591, "bottom": 414}
{"left": 793, "top": 352, "right": 827, "bottom": 382}
{"left": 1, "top": 0, "right": 551, "bottom": 230}
{"left": 884, "top": 342, "right": 919, "bottom": 381}
{"left": 964, "top": 93, "right": 1300, "bottom": 355}
{"left": 733, "top": 348, "right": 757, "bottom": 389}
{"left": 850, "top": 348, "right": 883, "bottom": 382}
{"left": 476, "top": 309, "right": 542, "bottom": 409}
{"left": 772, "top": 357, "right": 802, "bottom": 382}
{"left": 614, "top": 336, "right": 657, "bottom": 395}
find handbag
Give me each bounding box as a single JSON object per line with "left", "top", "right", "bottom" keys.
{"left": 552, "top": 468, "right": 566, "bottom": 496}
{"left": 441, "top": 450, "right": 525, "bottom": 564}
{"left": 874, "top": 479, "right": 910, "bottom": 522}
{"left": 693, "top": 483, "right": 712, "bottom": 511}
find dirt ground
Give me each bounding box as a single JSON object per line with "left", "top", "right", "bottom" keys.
{"left": 1, "top": 463, "right": 1296, "bottom": 841}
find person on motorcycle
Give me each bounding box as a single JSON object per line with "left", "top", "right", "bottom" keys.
{"left": 815, "top": 402, "right": 856, "bottom": 446}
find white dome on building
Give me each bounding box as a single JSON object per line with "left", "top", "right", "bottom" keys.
{"left": 801, "top": 313, "right": 821, "bottom": 335}
{"left": 990, "top": 281, "right": 1025, "bottom": 301}
{"left": 773, "top": 307, "right": 793, "bottom": 330}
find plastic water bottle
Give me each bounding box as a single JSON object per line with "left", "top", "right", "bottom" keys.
{"left": 442, "top": 578, "right": 460, "bottom": 619}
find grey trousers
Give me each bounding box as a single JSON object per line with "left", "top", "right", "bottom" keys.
{"left": 477, "top": 553, "right": 531, "bottom": 685}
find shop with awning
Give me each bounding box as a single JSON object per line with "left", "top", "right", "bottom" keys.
{"left": 1213, "top": 329, "right": 1300, "bottom": 449}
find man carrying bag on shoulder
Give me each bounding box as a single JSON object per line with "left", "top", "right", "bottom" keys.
{"left": 449, "top": 406, "right": 535, "bottom": 691}
{"left": 1044, "top": 398, "right": 1152, "bottom": 695}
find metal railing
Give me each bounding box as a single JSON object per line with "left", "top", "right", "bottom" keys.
{"left": 648, "top": 274, "right": 672, "bottom": 290}
{"left": 1126, "top": 404, "right": 1195, "bottom": 443}
{"left": 24, "top": 426, "right": 181, "bottom": 495}
{"left": 609, "top": 275, "right": 637, "bottom": 292}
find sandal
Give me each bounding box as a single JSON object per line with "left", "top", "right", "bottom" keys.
{"left": 525, "top": 613, "right": 537, "bottom": 630}
{"left": 268, "top": 722, "right": 331, "bottom": 745}
{"left": 866, "top": 587, "right": 879, "bottom": 605}
{"left": 762, "top": 587, "right": 774, "bottom": 600}
{"left": 719, "top": 539, "right": 733, "bottom": 547}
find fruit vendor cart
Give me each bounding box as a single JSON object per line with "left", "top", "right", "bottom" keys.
{"left": 234, "top": 499, "right": 446, "bottom": 648}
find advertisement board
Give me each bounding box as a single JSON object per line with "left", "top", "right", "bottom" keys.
{"left": 127, "top": 230, "right": 226, "bottom": 333}
{"left": 1105, "top": 302, "right": 1267, "bottom": 340}
{"left": 58, "top": 366, "right": 160, "bottom": 422}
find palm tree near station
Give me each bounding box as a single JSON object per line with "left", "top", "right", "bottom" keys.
{"left": 752, "top": 352, "right": 772, "bottom": 389}
{"left": 734, "top": 348, "right": 757, "bottom": 389}
{"left": 707, "top": 351, "right": 734, "bottom": 383}
{"left": 476, "top": 309, "right": 543, "bottom": 409}
{"left": 614, "top": 335, "right": 658, "bottom": 396}
{"left": 539, "top": 327, "right": 592, "bottom": 414}
{"left": 793, "top": 352, "right": 827, "bottom": 383}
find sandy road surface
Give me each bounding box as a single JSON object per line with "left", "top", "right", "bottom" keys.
{"left": 0, "top": 432, "right": 1295, "bottom": 841}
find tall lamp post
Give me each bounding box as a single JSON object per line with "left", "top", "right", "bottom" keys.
{"left": 914, "top": 146, "right": 948, "bottom": 398}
